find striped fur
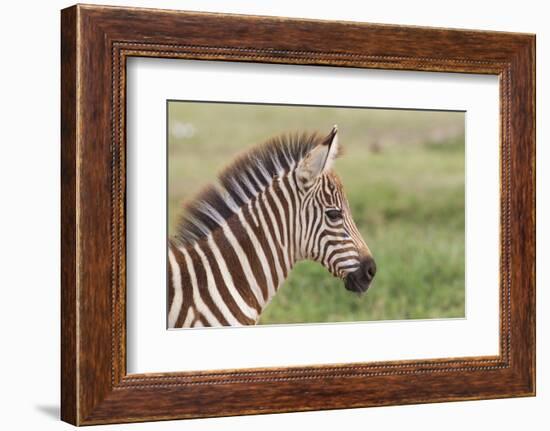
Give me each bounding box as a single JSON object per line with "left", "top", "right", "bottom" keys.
{"left": 168, "top": 126, "right": 374, "bottom": 328}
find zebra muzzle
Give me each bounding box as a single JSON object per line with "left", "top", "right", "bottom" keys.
{"left": 344, "top": 256, "right": 376, "bottom": 293}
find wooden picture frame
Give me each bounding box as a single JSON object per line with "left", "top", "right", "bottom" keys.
{"left": 61, "top": 4, "right": 535, "bottom": 425}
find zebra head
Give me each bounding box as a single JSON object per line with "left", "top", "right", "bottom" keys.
{"left": 295, "top": 126, "right": 376, "bottom": 293}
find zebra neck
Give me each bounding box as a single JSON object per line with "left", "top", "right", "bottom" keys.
{"left": 171, "top": 172, "right": 302, "bottom": 326}
{"left": 236, "top": 179, "right": 300, "bottom": 307}
{"left": 173, "top": 188, "right": 299, "bottom": 326}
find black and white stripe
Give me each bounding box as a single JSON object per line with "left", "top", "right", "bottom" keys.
{"left": 168, "top": 126, "right": 374, "bottom": 328}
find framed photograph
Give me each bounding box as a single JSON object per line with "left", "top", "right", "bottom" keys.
{"left": 61, "top": 4, "right": 535, "bottom": 425}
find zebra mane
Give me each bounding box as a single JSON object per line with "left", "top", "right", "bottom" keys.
{"left": 174, "top": 131, "right": 323, "bottom": 247}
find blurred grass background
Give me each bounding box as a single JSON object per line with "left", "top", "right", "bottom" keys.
{"left": 168, "top": 101, "right": 465, "bottom": 324}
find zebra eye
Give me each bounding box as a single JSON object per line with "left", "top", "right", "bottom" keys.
{"left": 325, "top": 209, "right": 342, "bottom": 221}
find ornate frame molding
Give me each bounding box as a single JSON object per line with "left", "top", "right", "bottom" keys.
{"left": 61, "top": 5, "right": 535, "bottom": 425}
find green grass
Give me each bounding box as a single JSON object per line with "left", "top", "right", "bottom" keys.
{"left": 168, "top": 102, "right": 465, "bottom": 324}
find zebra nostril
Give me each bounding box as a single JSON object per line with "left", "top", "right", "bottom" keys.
{"left": 363, "top": 257, "right": 377, "bottom": 280}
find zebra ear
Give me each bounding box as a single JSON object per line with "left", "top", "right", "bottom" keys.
{"left": 296, "top": 126, "right": 339, "bottom": 188}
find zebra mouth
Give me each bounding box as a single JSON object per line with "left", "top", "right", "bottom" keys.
{"left": 344, "top": 258, "right": 376, "bottom": 293}
{"left": 344, "top": 271, "right": 371, "bottom": 294}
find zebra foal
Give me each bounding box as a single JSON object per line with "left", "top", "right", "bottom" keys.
{"left": 168, "top": 126, "right": 376, "bottom": 328}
